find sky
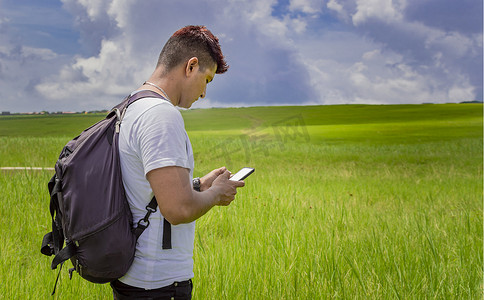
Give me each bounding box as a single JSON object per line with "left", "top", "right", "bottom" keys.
{"left": 0, "top": 0, "right": 482, "bottom": 113}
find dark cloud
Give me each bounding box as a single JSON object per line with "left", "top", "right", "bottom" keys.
{"left": 356, "top": 21, "right": 482, "bottom": 100}
{"left": 210, "top": 43, "right": 315, "bottom": 105}
{"left": 403, "top": 0, "right": 483, "bottom": 100}
{"left": 405, "top": 0, "right": 483, "bottom": 34}
{"left": 61, "top": 1, "right": 121, "bottom": 56}
{"left": 34, "top": 0, "right": 317, "bottom": 109}
{"left": 0, "top": 0, "right": 482, "bottom": 113}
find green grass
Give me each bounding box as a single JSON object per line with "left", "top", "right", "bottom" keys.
{"left": 0, "top": 114, "right": 105, "bottom": 137}
{"left": 0, "top": 103, "right": 482, "bottom": 299}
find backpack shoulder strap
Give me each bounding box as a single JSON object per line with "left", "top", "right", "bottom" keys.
{"left": 122, "top": 90, "right": 172, "bottom": 248}
{"left": 132, "top": 197, "right": 172, "bottom": 249}
{"left": 112, "top": 90, "right": 167, "bottom": 133}
{"left": 116, "top": 91, "right": 172, "bottom": 249}
{"left": 126, "top": 90, "right": 167, "bottom": 108}
{"left": 132, "top": 197, "right": 157, "bottom": 239}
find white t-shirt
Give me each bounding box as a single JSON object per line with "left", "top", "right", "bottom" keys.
{"left": 118, "top": 91, "right": 195, "bottom": 289}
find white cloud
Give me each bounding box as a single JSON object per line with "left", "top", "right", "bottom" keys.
{"left": 295, "top": 29, "right": 478, "bottom": 105}
{"left": 327, "top": 0, "right": 349, "bottom": 21}
{"left": 425, "top": 30, "right": 481, "bottom": 58}
{"left": 448, "top": 83, "right": 475, "bottom": 101}
{"left": 74, "top": 0, "right": 111, "bottom": 21}
{"left": 47, "top": 0, "right": 480, "bottom": 109}
{"left": 362, "top": 49, "right": 380, "bottom": 60}
{"left": 352, "top": 0, "right": 405, "bottom": 26}
{"left": 0, "top": 0, "right": 481, "bottom": 112}
{"left": 34, "top": 0, "right": 318, "bottom": 109}
{"left": 22, "top": 47, "right": 58, "bottom": 60}
{"left": 34, "top": 0, "right": 160, "bottom": 109}
{"left": 106, "top": 0, "right": 130, "bottom": 29}
{"left": 0, "top": 45, "right": 70, "bottom": 112}
{"left": 321, "top": 0, "right": 481, "bottom": 101}
{"left": 289, "top": 0, "right": 323, "bottom": 14}
{"left": 36, "top": 36, "right": 153, "bottom": 109}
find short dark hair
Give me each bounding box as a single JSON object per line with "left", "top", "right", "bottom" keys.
{"left": 157, "top": 25, "right": 229, "bottom": 74}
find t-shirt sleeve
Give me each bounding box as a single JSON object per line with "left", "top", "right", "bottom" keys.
{"left": 130, "top": 103, "right": 190, "bottom": 176}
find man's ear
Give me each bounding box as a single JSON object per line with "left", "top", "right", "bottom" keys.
{"left": 185, "top": 57, "right": 199, "bottom": 77}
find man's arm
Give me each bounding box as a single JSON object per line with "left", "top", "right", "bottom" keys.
{"left": 147, "top": 166, "right": 244, "bottom": 225}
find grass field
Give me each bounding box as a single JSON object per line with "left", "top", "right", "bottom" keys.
{"left": 0, "top": 103, "right": 482, "bottom": 299}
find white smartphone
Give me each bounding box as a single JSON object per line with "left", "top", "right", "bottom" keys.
{"left": 229, "top": 167, "right": 255, "bottom": 181}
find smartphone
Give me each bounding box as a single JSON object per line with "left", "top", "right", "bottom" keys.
{"left": 229, "top": 167, "right": 255, "bottom": 181}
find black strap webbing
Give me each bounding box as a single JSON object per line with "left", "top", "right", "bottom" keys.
{"left": 51, "top": 242, "right": 76, "bottom": 270}
{"left": 51, "top": 262, "right": 64, "bottom": 295}
{"left": 133, "top": 197, "right": 172, "bottom": 249}
{"left": 41, "top": 232, "right": 54, "bottom": 256}
{"left": 162, "top": 218, "right": 172, "bottom": 250}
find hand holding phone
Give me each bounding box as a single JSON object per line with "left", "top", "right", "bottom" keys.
{"left": 229, "top": 167, "right": 255, "bottom": 181}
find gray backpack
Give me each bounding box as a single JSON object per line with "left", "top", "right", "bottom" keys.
{"left": 40, "top": 91, "right": 172, "bottom": 293}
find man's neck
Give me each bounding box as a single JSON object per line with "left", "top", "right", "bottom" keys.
{"left": 137, "top": 79, "right": 178, "bottom": 106}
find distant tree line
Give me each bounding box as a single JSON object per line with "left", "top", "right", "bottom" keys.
{"left": 1, "top": 110, "right": 109, "bottom": 116}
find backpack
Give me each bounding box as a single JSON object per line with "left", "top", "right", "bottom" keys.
{"left": 40, "top": 90, "right": 172, "bottom": 293}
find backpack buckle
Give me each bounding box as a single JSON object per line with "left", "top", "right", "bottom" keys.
{"left": 137, "top": 218, "right": 150, "bottom": 229}
{"left": 145, "top": 205, "right": 157, "bottom": 214}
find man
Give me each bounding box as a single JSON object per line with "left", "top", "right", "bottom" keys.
{"left": 110, "top": 25, "right": 245, "bottom": 299}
